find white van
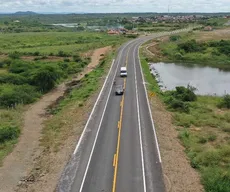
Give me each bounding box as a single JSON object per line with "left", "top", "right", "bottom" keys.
{"left": 120, "top": 67, "right": 127, "bottom": 77}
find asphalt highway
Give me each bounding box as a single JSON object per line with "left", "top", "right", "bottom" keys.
{"left": 57, "top": 28, "right": 193, "bottom": 192}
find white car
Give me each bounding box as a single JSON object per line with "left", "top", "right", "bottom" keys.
{"left": 120, "top": 67, "right": 127, "bottom": 77}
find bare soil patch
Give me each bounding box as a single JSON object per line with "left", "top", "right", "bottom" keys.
{"left": 143, "top": 37, "right": 168, "bottom": 59}
{"left": 0, "top": 54, "right": 8, "bottom": 60}
{"left": 0, "top": 69, "right": 7, "bottom": 74}
{"left": 0, "top": 46, "right": 111, "bottom": 192}
{"left": 149, "top": 94, "right": 204, "bottom": 192}
{"left": 196, "top": 27, "right": 230, "bottom": 41}
{"left": 77, "top": 46, "right": 111, "bottom": 79}
{"left": 147, "top": 43, "right": 163, "bottom": 58}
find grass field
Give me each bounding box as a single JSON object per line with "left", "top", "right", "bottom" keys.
{"left": 0, "top": 32, "right": 128, "bottom": 55}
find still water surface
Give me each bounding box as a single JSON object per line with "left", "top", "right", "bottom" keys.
{"left": 150, "top": 62, "right": 230, "bottom": 96}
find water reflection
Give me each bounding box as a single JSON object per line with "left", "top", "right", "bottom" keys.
{"left": 150, "top": 62, "right": 230, "bottom": 96}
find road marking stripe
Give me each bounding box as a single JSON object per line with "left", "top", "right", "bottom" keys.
{"left": 125, "top": 47, "right": 130, "bottom": 67}
{"left": 112, "top": 95, "right": 123, "bottom": 192}
{"left": 124, "top": 78, "right": 126, "bottom": 89}
{"left": 133, "top": 43, "right": 147, "bottom": 192}
{"left": 113, "top": 154, "right": 117, "bottom": 167}
{"left": 118, "top": 121, "right": 121, "bottom": 129}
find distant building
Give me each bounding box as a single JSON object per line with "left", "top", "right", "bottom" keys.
{"left": 204, "top": 26, "right": 213, "bottom": 31}
{"left": 13, "top": 20, "right": 20, "bottom": 23}
{"left": 107, "top": 30, "right": 119, "bottom": 35}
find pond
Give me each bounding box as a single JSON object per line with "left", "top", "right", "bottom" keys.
{"left": 52, "top": 23, "right": 79, "bottom": 27}
{"left": 150, "top": 62, "right": 230, "bottom": 96}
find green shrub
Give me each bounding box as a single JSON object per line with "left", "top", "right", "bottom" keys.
{"left": 170, "top": 35, "right": 181, "bottom": 41}
{"left": 198, "top": 136, "right": 208, "bottom": 144}
{"left": 0, "top": 125, "right": 20, "bottom": 143}
{"left": 197, "top": 150, "right": 221, "bottom": 167}
{"left": 173, "top": 86, "right": 197, "bottom": 102}
{"left": 173, "top": 113, "right": 195, "bottom": 128}
{"left": 33, "top": 51, "right": 40, "bottom": 56}
{"left": 218, "top": 95, "right": 230, "bottom": 109}
{"left": 209, "top": 40, "right": 230, "bottom": 56}
{"left": 0, "top": 84, "right": 40, "bottom": 108}
{"left": 63, "top": 58, "right": 70, "bottom": 62}
{"left": 31, "top": 65, "right": 63, "bottom": 93}
{"left": 170, "top": 98, "right": 190, "bottom": 113}
{"left": 202, "top": 167, "right": 230, "bottom": 192}
{"left": 3, "top": 59, "right": 12, "bottom": 66}
{"left": 174, "top": 52, "right": 183, "bottom": 59}
{"left": 58, "top": 50, "right": 70, "bottom": 57}
{"left": 0, "top": 61, "right": 4, "bottom": 68}
{"left": 73, "top": 54, "right": 82, "bottom": 62}
{"left": 8, "top": 51, "right": 21, "bottom": 59}
{"left": 178, "top": 39, "right": 207, "bottom": 53}
{"left": 9, "top": 60, "right": 35, "bottom": 74}
{"left": 126, "top": 34, "right": 138, "bottom": 38}
{"left": 34, "top": 57, "right": 40, "bottom": 61}
{"left": 0, "top": 73, "right": 27, "bottom": 85}
{"left": 164, "top": 86, "right": 196, "bottom": 113}
{"left": 208, "top": 134, "right": 217, "bottom": 142}
{"left": 41, "top": 56, "right": 48, "bottom": 59}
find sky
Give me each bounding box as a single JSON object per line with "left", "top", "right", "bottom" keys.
{"left": 0, "top": 0, "right": 229, "bottom": 13}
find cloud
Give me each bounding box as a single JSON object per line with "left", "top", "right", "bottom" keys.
{"left": 0, "top": 0, "right": 229, "bottom": 12}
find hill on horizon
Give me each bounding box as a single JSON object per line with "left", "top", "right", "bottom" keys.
{"left": 13, "top": 11, "right": 38, "bottom": 15}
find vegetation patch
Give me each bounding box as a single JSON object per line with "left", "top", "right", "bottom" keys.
{"left": 0, "top": 31, "right": 128, "bottom": 165}
{"left": 140, "top": 54, "right": 230, "bottom": 192}
{"left": 145, "top": 29, "right": 230, "bottom": 70}
{"left": 0, "top": 106, "right": 23, "bottom": 165}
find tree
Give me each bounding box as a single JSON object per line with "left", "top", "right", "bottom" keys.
{"left": 31, "top": 66, "right": 62, "bottom": 93}
{"left": 121, "top": 17, "right": 129, "bottom": 24}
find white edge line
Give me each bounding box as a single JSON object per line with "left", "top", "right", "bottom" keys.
{"left": 73, "top": 59, "right": 115, "bottom": 155}
{"left": 78, "top": 40, "right": 135, "bottom": 192}
{"left": 137, "top": 40, "right": 162, "bottom": 163}
{"left": 133, "top": 42, "right": 147, "bottom": 192}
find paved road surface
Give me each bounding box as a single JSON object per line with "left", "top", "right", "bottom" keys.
{"left": 57, "top": 29, "right": 192, "bottom": 192}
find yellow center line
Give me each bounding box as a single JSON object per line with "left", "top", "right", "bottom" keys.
{"left": 112, "top": 48, "right": 130, "bottom": 192}
{"left": 113, "top": 154, "right": 117, "bottom": 167}
{"left": 125, "top": 47, "right": 130, "bottom": 68}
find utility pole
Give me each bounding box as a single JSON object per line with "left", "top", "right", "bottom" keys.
{"left": 168, "top": 0, "right": 171, "bottom": 17}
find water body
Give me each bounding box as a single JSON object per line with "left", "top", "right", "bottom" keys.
{"left": 52, "top": 23, "right": 79, "bottom": 27}
{"left": 150, "top": 62, "right": 230, "bottom": 96}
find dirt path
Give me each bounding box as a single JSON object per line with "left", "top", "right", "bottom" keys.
{"left": 0, "top": 46, "right": 111, "bottom": 192}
